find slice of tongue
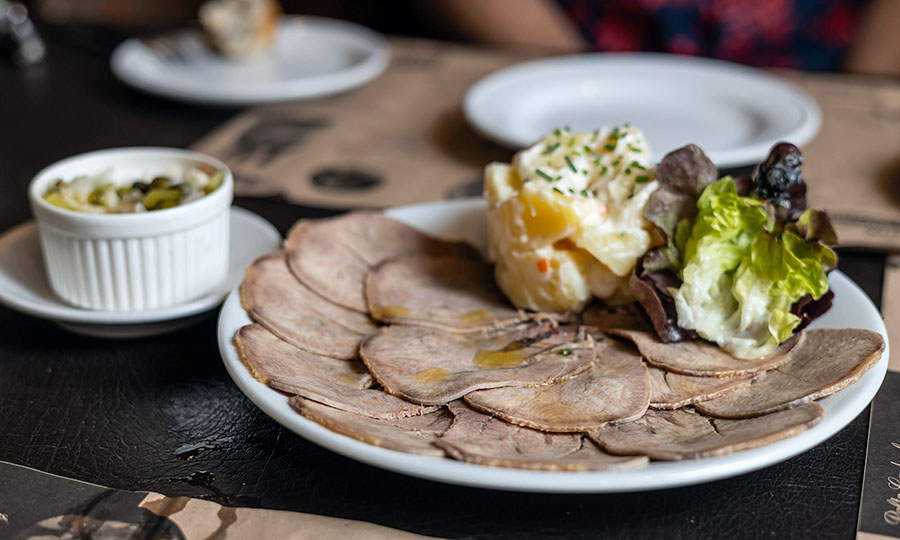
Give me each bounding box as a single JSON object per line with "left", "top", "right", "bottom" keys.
{"left": 240, "top": 253, "right": 377, "bottom": 359}
{"left": 434, "top": 402, "right": 648, "bottom": 471}
{"left": 647, "top": 367, "right": 753, "bottom": 409}
{"left": 590, "top": 402, "right": 824, "bottom": 460}
{"left": 365, "top": 255, "right": 531, "bottom": 332}
{"left": 360, "top": 322, "right": 594, "bottom": 406}
{"left": 695, "top": 328, "right": 884, "bottom": 418}
{"left": 464, "top": 336, "right": 649, "bottom": 432}
{"left": 290, "top": 397, "right": 451, "bottom": 457}
{"left": 235, "top": 324, "right": 438, "bottom": 420}
{"left": 608, "top": 328, "right": 801, "bottom": 378}
{"left": 286, "top": 212, "right": 480, "bottom": 312}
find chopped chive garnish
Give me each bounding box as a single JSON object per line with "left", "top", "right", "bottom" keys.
{"left": 604, "top": 143, "right": 616, "bottom": 151}
{"left": 552, "top": 187, "right": 565, "bottom": 195}
{"left": 625, "top": 168, "right": 632, "bottom": 175}
{"left": 631, "top": 161, "right": 646, "bottom": 170}
{"left": 628, "top": 145, "right": 641, "bottom": 153}
{"left": 580, "top": 189, "right": 589, "bottom": 197}
{"left": 581, "top": 169, "right": 588, "bottom": 175}
{"left": 536, "top": 169, "right": 554, "bottom": 181}
{"left": 564, "top": 155, "right": 577, "bottom": 173}
{"left": 583, "top": 145, "right": 593, "bottom": 153}
{"left": 600, "top": 166, "right": 609, "bottom": 175}
{"left": 635, "top": 175, "right": 650, "bottom": 183}
{"left": 553, "top": 128, "right": 562, "bottom": 137}
{"left": 558, "top": 348, "right": 572, "bottom": 356}
{"left": 627, "top": 185, "right": 636, "bottom": 199}
{"left": 612, "top": 158, "right": 622, "bottom": 166}
{"left": 546, "top": 142, "right": 560, "bottom": 154}
{"left": 522, "top": 178, "right": 531, "bottom": 183}
{"left": 568, "top": 137, "right": 576, "bottom": 147}
{"left": 564, "top": 125, "right": 571, "bottom": 131}
{"left": 593, "top": 157, "right": 601, "bottom": 165}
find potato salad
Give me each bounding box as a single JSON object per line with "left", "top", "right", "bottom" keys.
{"left": 485, "top": 126, "right": 659, "bottom": 312}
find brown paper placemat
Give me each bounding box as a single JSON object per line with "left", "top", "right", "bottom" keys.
{"left": 0, "top": 461, "right": 438, "bottom": 539}
{"left": 192, "top": 37, "right": 900, "bottom": 249}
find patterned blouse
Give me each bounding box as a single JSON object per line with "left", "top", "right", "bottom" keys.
{"left": 557, "top": 0, "right": 868, "bottom": 70}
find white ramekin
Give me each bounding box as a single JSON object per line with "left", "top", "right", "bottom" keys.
{"left": 28, "top": 147, "right": 234, "bottom": 311}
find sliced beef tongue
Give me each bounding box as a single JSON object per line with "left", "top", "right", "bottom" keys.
{"left": 590, "top": 403, "right": 824, "bottom": 460}
{"left": 608, "top": 328, "right": 801, "bottom": 378}
{"left": 435, "top": 402, "right": 648, "bottom": 471}
{"left": 464, "top": 337, "right": 649, "bottom": 432}
{"left": 359, "top": 322, "right": 595, "bottom": 406}
{"left": 240, "top": 253, "right": 377, "bottom": 360}
{"left": 647, "top": 367, "right": 753, "bottom": 409}
{"left": 235, "top": 324, "right": 438, "bottom": 420}
{"left": 285, "top": 212, "right": 480, "bottom": 312}
{"left": 290, "top": 397, "right": 451, "bottom": 457}
{"left": 581, "top": 302, "right": 654, "bottom": 332}
{"left": 695, "top": 328, "right": 884, "bottom": 418}
{"left": 366, "top": 255, "right": 529, "bottom": 332}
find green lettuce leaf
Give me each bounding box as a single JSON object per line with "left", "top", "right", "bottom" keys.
{"left": 672, "top": 178, "right": 836, "bottom": 359}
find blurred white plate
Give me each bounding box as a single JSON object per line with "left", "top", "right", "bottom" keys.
{"left": 464, "top": 54, "right": 821, "bottom": 168}
{"left": 111, "top": 16, "right": 390, "bottom": 105}
{"left": 218, "top": 198, "right": 888, "bottom": 493}
{"left": 0, "top": 207, "right": 280, "bottom": 337}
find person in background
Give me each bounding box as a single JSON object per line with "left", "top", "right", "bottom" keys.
{"left": 421, "top": 0, "right": 900, "bottom": 76}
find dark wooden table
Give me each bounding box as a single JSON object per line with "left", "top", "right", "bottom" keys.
{"left": 0, "top": 30, "right": 887, "bottom": 539}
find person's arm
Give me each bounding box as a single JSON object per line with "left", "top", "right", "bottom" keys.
{"left": 844, "top": 0, "right": 900, "bottom": 76}
{"left": 420, "top": 0, "right": 586, "bottom": 53}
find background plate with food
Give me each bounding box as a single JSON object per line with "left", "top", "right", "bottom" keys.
{"left": 110, "top": 16, "right": 390, "bottom": 105}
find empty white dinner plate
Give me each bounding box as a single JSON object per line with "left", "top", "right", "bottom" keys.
{"left": 464, "top": 54, "right": 821, "bottom": 168}
{"left": 0, "top": 207, "right": 281, "bottom": 337}
{"left": 218, "top": 198, "right": 888, "bottom": 493}
{"left": 111, "top": 16, "right": 390, "bottom": 105}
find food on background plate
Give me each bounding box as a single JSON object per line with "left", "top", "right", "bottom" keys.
{"left": 42, "top": 166, "right": 224, "bottom": 214}
{"left": 199, "top": 0, "right": 281, "bottom": 59}
{"left": 485, "top": 125, "right": 658, "bottom": 313}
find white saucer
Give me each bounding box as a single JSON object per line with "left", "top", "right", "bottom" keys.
{"left": 464, "top": 53, "right": 822, "bottom": 168}
{"left": 0, "top": 207, "right": 281, "bottom": 337}
{"left": 110, "top": 16, "right": 390, "bottom": 105}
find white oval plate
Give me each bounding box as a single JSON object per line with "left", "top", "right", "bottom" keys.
{"left": 218, "top": 198, "right": 888, "bottom": 493}
{"left": 464, "top": 54, "right": 821, "bottom": 168}
{"left": 111, "top": 16, "right": 390, "bottom": 106}
{"left": 0, "top": 207, "right": 280, "bottom": 337}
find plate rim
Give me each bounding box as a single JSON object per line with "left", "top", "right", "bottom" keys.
{"left": 0, "top": 207, "right": 281, "bottom": 325}
{"left": 463, "top": 52, "right": 822, "bottom": 168}
{"left": 218, "top": 197, "right": 888, "bottom": 493}
{"left": 110, "top": 15, "right": 391, "bottom": 105}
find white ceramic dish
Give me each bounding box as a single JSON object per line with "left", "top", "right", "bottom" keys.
{"left": 110, "top": 16, "right": 390, "bottom": 105}
{"left": 464, "top": 54, "right": 822, "bottom": 168}
{"left": 218, "top": 198, "right": 888, "bottom": 493}
{"left": 29, "top": 147, "right": 234, "bottom": 311}
{"left": 0, "top": 207, "right": 280, "bottom": 338}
